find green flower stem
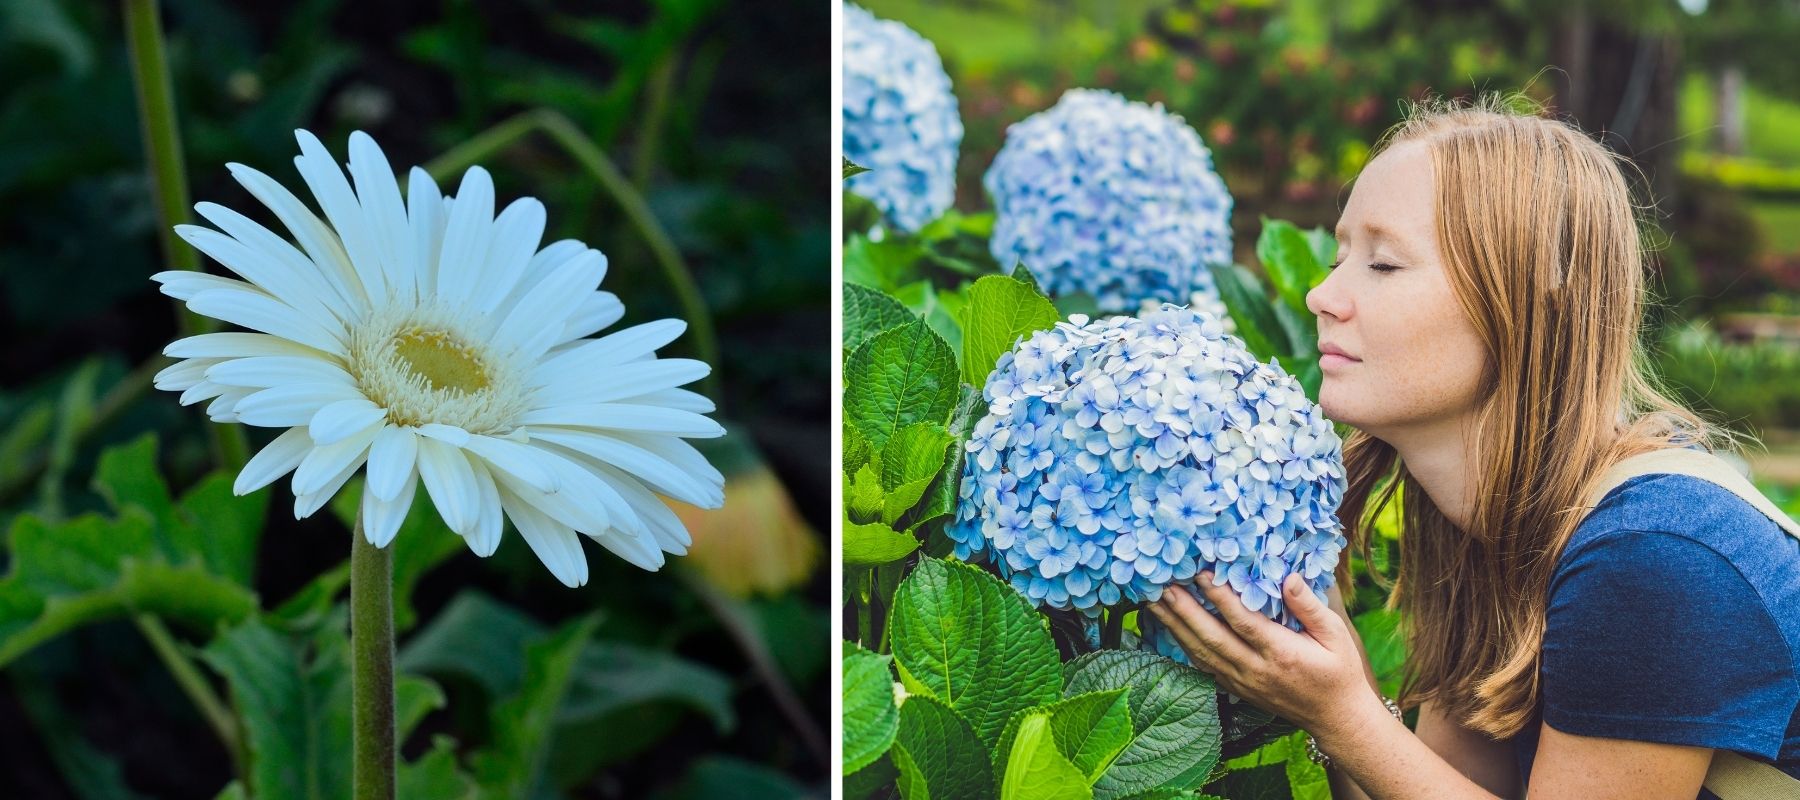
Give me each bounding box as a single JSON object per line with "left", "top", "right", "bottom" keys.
{"left": 122, "top": 0, "right": 249, "bottom": 470}
{"left": 350, "top": 516, "right": 395, "bottom": 800}
{"left": 421, "top": 108, "right": 722, "bottom": 407}
{"left": 133, "top": 613, "right": 242, "bottom": 771}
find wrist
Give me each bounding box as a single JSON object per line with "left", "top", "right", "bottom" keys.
{"left": 1308, "top": 690, "right": 1400, "bottom": 764}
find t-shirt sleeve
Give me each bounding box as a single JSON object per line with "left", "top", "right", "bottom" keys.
{"left": 1541, "top": 529, "right": 1797, "bottom": 758}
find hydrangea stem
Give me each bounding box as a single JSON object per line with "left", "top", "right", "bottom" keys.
{"left": 420, "top": 108, "right": 722, "bottom": 407}
{"left": 350, "top": 515, "right": 395, "bottom": 800}
{"left": 122, "top": 0, "right": 249, "bottom": 470}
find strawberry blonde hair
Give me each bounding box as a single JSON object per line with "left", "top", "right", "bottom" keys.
{"left": 1335, "top": 93, "right": 1730, "bottom": 737}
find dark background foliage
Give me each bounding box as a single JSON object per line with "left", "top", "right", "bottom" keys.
{"left": 0, "top": 0, "right": 829, "bottom": 797}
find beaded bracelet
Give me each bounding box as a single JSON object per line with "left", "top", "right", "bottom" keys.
{"left": 1305, "top": 695, "right": 1405, "bottom": 769}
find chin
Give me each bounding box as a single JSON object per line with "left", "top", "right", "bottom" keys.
{"left": 1316, "top": 377, "right": 1371, "bottom": 431}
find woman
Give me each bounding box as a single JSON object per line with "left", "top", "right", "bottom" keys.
{"left": 1146, "top": 96, "right": 1800, "bottom": 799}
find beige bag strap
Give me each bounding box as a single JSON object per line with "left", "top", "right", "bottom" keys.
{"left": 1580, "top": 448, "right": 1800, "bottom": 800}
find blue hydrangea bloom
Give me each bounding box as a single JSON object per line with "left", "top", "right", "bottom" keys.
{"left": 842, "top": 4, "right": 962, "bottom": 232}
{"left": 985, "top": 89, "right": 1234, "bottom": 313}
{"left": 947, "top": 307, "right": 1346, "bottom": 663}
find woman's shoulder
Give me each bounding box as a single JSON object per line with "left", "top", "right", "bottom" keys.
{"left": 1565, "top": 472, "right": 1798, "bottom": 575}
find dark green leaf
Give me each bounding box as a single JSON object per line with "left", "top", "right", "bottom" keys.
{"left": 893, "top": 694, "right": 995, "bottom": 800}
{"left": 846, "top": 282, "right": 920, "bottom": 356}
{"left": 960, "top": 275, "right": 1060, "bottom": 386}
{"left": 1256, "top": 218, "right": 1328, "bottom": 318}
{"left": 890, "top": 557, "right": 1061, "bottom": 750}
{"left": 844, "top": 157, "right": 871, "bottom": 179}
{"left": 1208, "top": 264, "right": 1291, "bottom": 361}
{"left": 470, "top": 615, "right": 598, "bottom": 798}
{"left": 844, "top": 642, "right": 901, "bottom": 774}
{"left": 845, "top": 321, "right": 959, "bottom": 450}
{"left": 1063, "top": 651, "right": 1223, "bottom": 799}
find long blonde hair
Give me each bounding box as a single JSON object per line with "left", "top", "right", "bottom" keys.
{"left": 1337, "top": 94, "right": 1729, "bottom": 738}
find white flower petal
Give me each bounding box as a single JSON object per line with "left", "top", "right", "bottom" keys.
{"left": 533, "top": 358, "right": 709, "bottom": 408}
{"left": 234, "top": 427, "right": 313, "bottom": 495}
{"left": 206, "top": 356, "right": 355, "bottom": 390}
{"left": 175, "top": 220, "right": 340, "bottom": 328}
{"left": 527, "top": 428, "right": 720, "bottom": 507}
{"left": 361, "top": 468, "right": 417, "bottom": 548}
{"left": 366, "top": 425, "right": 419, "bottom": 502}
{"left": 294, "top": 130, "right": 389, "bottom": 301}
{"left": 294, "top": 453, "right": 363, "bottom": 519}
{"left": 347, "top": 131, "right": 414, "bottom": 304}
{"left": 488, "top": 449, "right": 611, "bottom": 536}
{"left": 179, "top": 381, "right": 227, "bottom": 407}
{"left": 165, "top": 332, "right": 331, "bottom": 360}
{"left": 415, "top": 436, "right": 478, "bottom": 534}
{"left": 464, "top": 458, "right": 504, "bottom": 557}
{"left": 415, "top": 423, "right": 471, "bottom": 448}
{"left": 531, "top": 319, "right": 686, "bottom": 386}
{"left": 228, "top": 161, "right": 365, "bottom": 312}
{"left": 618, "top": 388, "right": 715, "bottom": 414}
{"left": 463, "top": 435, "right": 558, "bottom": 494}
{"left": 152, "top": 270, "right": 257, "bottom": 302}
{"left": 472, "top": 197, "right": 546, "bottom": 315}
{"left": 434, "top": 166, "right": 495, "bottom": 309}
{"left": 156, "top": 358, "right": 222, "bottom": 392}
{"left": 291, "top": 423, "right": 378, "bottom": 497}
{"left": 557, "top": 291, "right": 624, "bottom": 344}
{"left": 233, "top": 382, "right": 363, "bottom": 428}
{"left": 491, "top": 249, "right": 604, "bottom": 359}
{"left": 499, "top": 487, "right": 588, "bottom": 587}
{"left": 187, "top": 287, "right": 347, "bottom": 357}
{"left": 609, "top": 431, "right": 725, "bottom": 487}
{"left": 519, "top": 404, "right": 724, "bottom": 438}
{"left": 493, "top": 239, "right": 589, "bottom": 321}
{"left": 587, "top": 460, "right": 693, "bottom": 553}
{"left": 407, "top": 167, "right": 445, "bottom": 300}
{"left": 309, "top": 398, "right": 387, "bottom": 446}
{"left": 208, "top": 388, "right": 256, "bottom": 422}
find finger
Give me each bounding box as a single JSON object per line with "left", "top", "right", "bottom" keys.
{"left": 1284, "top": 574, "right": 1343, "bottom": 646}
{"left": 1146, "top": 603, "right": 1214, "bottom": 672}
{"left": 1160, "top": 583, "right": 1259, "bottom": 670}
{"left": 1194, "top": 571, "right": 1289, "bottom": 655}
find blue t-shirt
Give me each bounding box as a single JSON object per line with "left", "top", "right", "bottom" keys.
{"left": 1512, "top": 473, "right": 1800, "bottom": 798}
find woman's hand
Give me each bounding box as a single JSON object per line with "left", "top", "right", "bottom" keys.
{"left": 1146, "top": 571, "right": 1384, "bottom": 740}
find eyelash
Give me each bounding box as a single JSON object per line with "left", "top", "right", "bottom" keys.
{"left": 1328, "top": 260, "right": 1400, "bottom": 274}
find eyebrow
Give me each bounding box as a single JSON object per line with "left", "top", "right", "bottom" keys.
{"left": 1333, "top": 221, "right": 1419, "bottom": 261}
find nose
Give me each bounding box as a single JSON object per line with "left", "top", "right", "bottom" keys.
{"left": 1306, "top": 263, "right": 1350, "bottom": 322}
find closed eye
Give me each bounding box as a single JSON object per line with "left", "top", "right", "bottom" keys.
{"left": 1327, "top": 260, "right": 1401, "bottom": 273}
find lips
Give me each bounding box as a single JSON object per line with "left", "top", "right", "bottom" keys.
{"left": 1318, "top": 342, "right": 1359, "bottom": 362}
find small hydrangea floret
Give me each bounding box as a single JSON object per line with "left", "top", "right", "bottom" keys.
{"left": 985, "top": 89, "right": 1234, "bottom": 312}
{"left": 842, "top": 4, "right": 963, "bottom": 232}
{"left": 947, "top": 307, "right": 1345, "bottom": 662}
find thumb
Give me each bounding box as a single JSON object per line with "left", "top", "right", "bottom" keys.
{"left": 1284, "top": 574, "right": 1341, "bottom": 643}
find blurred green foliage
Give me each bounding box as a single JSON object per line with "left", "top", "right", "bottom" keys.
{"left": 0, "top": 0, "right": 828, "bottom": 798}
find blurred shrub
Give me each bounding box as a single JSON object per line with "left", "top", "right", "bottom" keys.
{"left": 1655, "top": 320, "right": 1800, "bottom": 433}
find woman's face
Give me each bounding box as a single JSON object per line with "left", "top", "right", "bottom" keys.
{"left": 1305, "top": 142, "right": 1489, "bottom": 438}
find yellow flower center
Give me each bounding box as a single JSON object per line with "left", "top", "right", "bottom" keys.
{"left": 391, "top": 327, "right": 489, "bottom": 394}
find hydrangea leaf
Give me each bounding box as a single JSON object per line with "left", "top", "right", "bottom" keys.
{"left": 1303, "top": 227, "right": 1337, "bottom": 276}
{"left": 1201, "top": 762, "right": 1290, "bottom": 800}
{"left": 1283, "top": 733, "right": 1331, "bottom": 800}
{"left": 1064, "top": 651, "right": 1223, "bottom": 798}
{"left": 846, "top": 464, "right": 886, "bottom": 524}
{"left": 845, "top": 320, "right": 959, "bottom": 450}
{"left": 843, "top": 157, "right": 871, "bottom": 179}
{"left": 845, "top": 423, "right": 874, "bottom": 476}
{"left": 1207, "top": 263, "right": 1291, "bottom": 361}
{"left": 960, "top": 274, "right": 1061, "bottom": 386}
{"left": 845, "top": 282, "right": 918, "bottom": 356}
{"left": 0, "top": 510, "right": 258, "bottom": 667}
{"left": 999, "top": 711, "right": 1094, "bottom": 800}
{"left": 992, "top": 688, "right": 1132, "bottom": 789}
{"left": 889, "top": 557, "right": 1061, "bottom": 750}
{"left": 883, "top": 477, "right": 937, "bottom": 526}
{"left": 1256, "top": 218, "right": 1329, "bottom": 318}
{"left": 843, "top": 642, "right": 901, "bottom": 774}
{"left": 891, "top": 694, "right": 995, "bottom": 800}
{"left": 844, "top": 520, "right": 921, "bottom": 566}
{"left": 880, "top": 423, "right": 953, "bottom": 492}
{"left": 845, "top": 753, "right": 900, "bottom": 800}
{"left": 844, "top": 234, "right": 928, "bottom": 292}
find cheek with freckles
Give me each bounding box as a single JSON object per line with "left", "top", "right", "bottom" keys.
{"left": 1319, "top": 279, "right": 1488, "bottom": 432}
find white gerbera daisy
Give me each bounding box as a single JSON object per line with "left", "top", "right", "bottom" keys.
{"left": 151, "top": 130, "right": 725, "bottom": 587}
